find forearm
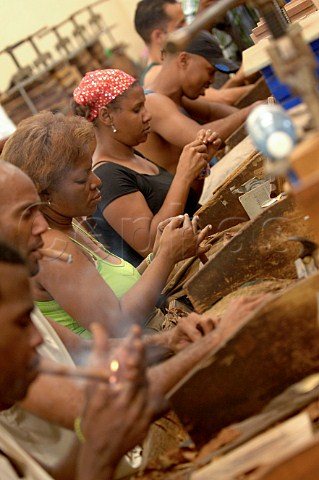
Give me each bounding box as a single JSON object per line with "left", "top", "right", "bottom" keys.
{"left": 206, "top": 102, "right": 238, "bottom": 121}
{"left": 47, "top": 440, "right": 116, "bottom": 480}
{"left": 222, "top": 76, "right": 245, "bottom": 89}
{"left": 147, "top": 328, "right": 224, "bottom": 395}
{"left": 131, "top": 178, "right": 194, "bottom": 256}
{"left": 147, "top": 295, "right": 267, "bottom": 395}
{"left": 204, "top": 85, "right": 254, "bottom": 106}
{"left": 45, "top": 316, "right": 121, "bottom": 360}
{"left": 46, "top": 440, "right": 79, "bottom": 480}
{"left": 120, "top": 251, "right": 175, "bottom": 331}
{"left": 143, "top": 329, "right": 172, "bottom": 348}
{"left": 143, "top": 330, "right": 175, "bottom": 364}
{"left": 221, "top": 68, "right": 246, "bottom": 89}
{"left": 45, "top": 318, "right": 88, "bottom": 357}
{"left": 204, "top": 106, "right": 251, "bottom": 141}
{"left": 182, "top": 97, "right": 237, "bottom": 123}
{"left": 148, "top": 175, "right": 193, "bottom": 239}
{"left": 77, "top": 448, "right": 116, "bottom": 480}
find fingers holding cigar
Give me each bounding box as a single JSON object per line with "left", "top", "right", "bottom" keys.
{"left": 39, "top": 248, "right": 73, "bottom": 263}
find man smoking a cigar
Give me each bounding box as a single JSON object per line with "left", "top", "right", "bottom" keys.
{"left": 0, "top": 240, "right": 159, "bottom": 479}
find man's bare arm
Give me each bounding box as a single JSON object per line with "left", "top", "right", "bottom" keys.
{"left": 19, "top": 296, "right": 268, "bottom": 432}
{"left": 148, "top": 296, "right": 270, "bottom": 396}
{"left": 203, "top": 85, "right": 254, "bottom": 106}
{"left": 182, "top": 96, "right": 238, "bottom": 122}
{"left": 146, "top": 93, "right": 261, "bottom": 150}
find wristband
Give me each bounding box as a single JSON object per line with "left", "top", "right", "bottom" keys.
{"left": 198, "top": 165, "right": 211, "bottom": 179}
{"left": 74, "top": 416, "right": 86, "bottom": 444}
{"left": 145, "top": 252, "right": 153, "bottom": 266}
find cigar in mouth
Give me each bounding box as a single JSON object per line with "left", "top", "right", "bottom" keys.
{"left": 38, "top": 361, "right": 120, "bottom": 384}
{"left": 39, "top": 248, "right": 73, "bottom": 264}
{"left": 38, "top": 364, "right": 110, "bottom": 383}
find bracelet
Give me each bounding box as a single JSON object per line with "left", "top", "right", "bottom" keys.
{"left": 145, "top": 252, "right": 153, "bottom": 266}
{"left": 74, "top": 416, "right": 86, "bottom": 444}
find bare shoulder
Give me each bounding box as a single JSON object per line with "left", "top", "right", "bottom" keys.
{"left": 42, "top": 228, "right": 71, "bottom": 245}
{"left": 144, "top": 65, "right": 163, "bottom": 87}
{"left": 145, "top": 92, "right": 183, "bottom": 127}
{"left": 41, "top": 228, "right": 85, "bottom": 259}
{"left": 145, "top": 91, "right": 178, "bottom": 111}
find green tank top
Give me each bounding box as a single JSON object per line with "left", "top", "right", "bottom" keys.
{"left": 139, "top": 62, "right": 159, "bottom": 86}
{"left": 35, "top": 226, "right": 141, "bottom": 338}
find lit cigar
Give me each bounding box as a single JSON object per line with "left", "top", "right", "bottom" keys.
{"left": 39, "top": 248, "right": 73, "bottom": 264}
{"left": 38, "top": 364, "right": 113, "bottom": 383}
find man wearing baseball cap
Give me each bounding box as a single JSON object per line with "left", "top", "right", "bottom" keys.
{"left": 183, "top": 30, "right": 239, "bottom": 74}
{"left": 137, "top": 30, "right": 262, "bottom": 175}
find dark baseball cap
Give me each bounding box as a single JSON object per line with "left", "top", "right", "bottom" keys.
{"left": 185, "top": 30, "right": 239, "bottom": 74}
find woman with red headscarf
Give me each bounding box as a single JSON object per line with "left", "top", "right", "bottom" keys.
{"left": 73, "top": 69, "right": 221, "bottom": 266}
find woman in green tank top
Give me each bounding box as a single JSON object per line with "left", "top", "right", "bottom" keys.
{"left": 2, "top": 111, "right": 211, "bottom": 338}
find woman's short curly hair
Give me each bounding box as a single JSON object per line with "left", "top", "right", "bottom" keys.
{"left": 1, "top": 111, "right": 95, "bottom": 196}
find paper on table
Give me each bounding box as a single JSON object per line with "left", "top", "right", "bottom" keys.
{"left": 238, "top": 181, "right": 271, "bottom": 219}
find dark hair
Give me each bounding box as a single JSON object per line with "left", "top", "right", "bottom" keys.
{"left": 134, "top": 0, "right": 178, "bottom": 44}
{"left": 71, "top": 100, "right": 98, "bottom": 125}
{"left": 1, "top": 111, "right": 95, "bottom": 196}
{"left": 71, "top": 80, "right": 140, "bottom": 123}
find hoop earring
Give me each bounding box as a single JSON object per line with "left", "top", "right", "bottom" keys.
{"left": 111, "top": 124, "right": 117, "bottom": 133}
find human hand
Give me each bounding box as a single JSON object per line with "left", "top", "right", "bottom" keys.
{"left": 196, "top": 128, "right": 222, "bottom": 161}
{"left": 217, "top": 295, "right": 272, "bottom": 339}
{"left": 176, "top": 135, "right": 210, "bottom": 182}
{"left": 157, "top": 214, "right": 212, "bottom": 263}
{"left": 168, "top": 312, "right": 219, "bottom": 353}
{"left": 152, "top": 217, "right": 174, "bottom": 258}
{"left": 78, "top": 324, "right": 158, "bottom": 478}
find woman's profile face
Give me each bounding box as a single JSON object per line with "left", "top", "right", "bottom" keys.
{"left": 49, "top": 146, "right": 102, "bottom": 218}
{"left": 111, "top": 85, "right": 152, "bottom": 146}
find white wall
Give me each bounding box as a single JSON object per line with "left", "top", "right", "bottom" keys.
{"left": 0, "top": 0, "right": 145, "bottom": 92}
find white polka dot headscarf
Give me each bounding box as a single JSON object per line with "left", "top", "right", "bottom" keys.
{"left": 73, "top": 69, "right": 136, "bottom": 122}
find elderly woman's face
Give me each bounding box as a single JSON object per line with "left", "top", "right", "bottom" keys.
{"left": 111, "top": 85, "right": 152, "bottom": 146}
{"left": 49, "top": 145, "right": 102, "bottom": 218}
